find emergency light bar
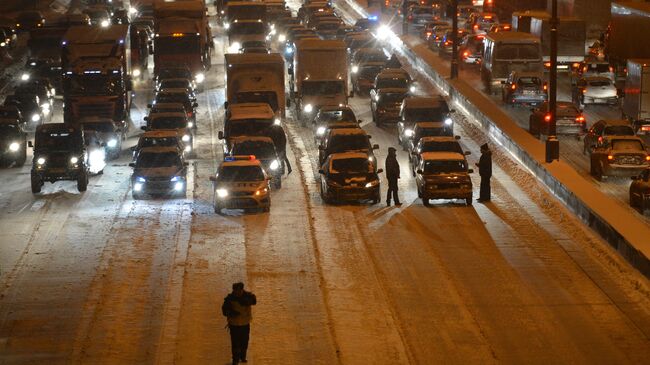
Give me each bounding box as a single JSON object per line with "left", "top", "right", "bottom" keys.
{"left": 225, "top": 155, "right": 257, "bottom": 161}
{"left": 172, "top": 33, "right": 184, "bottom": 37}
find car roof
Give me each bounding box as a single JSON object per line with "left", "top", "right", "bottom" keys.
{"left": 329, "top": 151, "right": 370, "bottom": 160}
{"left": 403, "top": 96, "right": 447, "bottom": 108}
{"left": 142, "top": 130, "right": 180, "bottom": 138}
{"left": 420, "top": 136, "right": 460, "bottom": 143}
{"left": 231, "top": 136, "right": 275, "bottom": 144}
{"left": 329, "top": 128, "right": 367, "bottom": 136}
{"left": 421, "top": 151, "right": 466, "bottom": 161}
{"left": 138, "top": 146, "right": 182, "bottom": 154}
{"left": 599, "top": 119, "right": 632, "bottom": 126}
{"left": 149, "top": 112, "right": 186, "bottom": 118}
{"left": 228, "top": 103, "right": 275, "bottom": 119}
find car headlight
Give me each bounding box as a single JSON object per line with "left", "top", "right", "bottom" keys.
{"left": 106, "top": 139, "right": 118, "bottom": 148}
{"left": 135, "top": 176, "right": 146, "bottom": 182}
{"left": 21, "top": 73, "right": 30, "bottom": 81}
{"left": 278, "top": 34, "right": 286, "bottom": 42}
{"left": 195, "top": 73, "right": 205, "bottom": 83}
{"left": 184, "top": 145, "right": 192, "bottom": 152}
{"left": 444, "top": 117, "right": 452, "bottom": 125}
{"left": 129, "top": 6, "right": 138, "bottom": 15}
{"left": 304, "top": 104, "right": 313, "bottom": 113}
{"left": 37, "top": 157, "right": 45, "bottom": 165}
{"left": 273, "top": 118, "right": 281, "bottom": 125}
{"left": 9, "top": 142, "right": 20, "bottom": 152}
{"left": 174, "top": 182, "right": 184, "bottom": 191}
{"left": 89, "top": 149, "right": 105, "bottom": 167}
{"left": 216, "top": 188, "right": 229, "bottom": 198}
{"left": 410, "top": 85, "right": 416, "bottom": 93}
{"left": 269, "top": 159, "right": 280, "bottom": 170}
{"left": 170, "top": 176, "right": 182, "bottom": 182}
{"left": 70, "top": 156, "right": 79, "bottom": 164}
{"left": 316, "top": 126, "right": 326, "bottom": 135}
{"left": 0, "top": 42, "right": 5, "bottom": 47}
{"left": 101, "top": 19, "right": 110, "bottom": 27}
{"left": 31, "top": 114, "right": 41, "bottom": 122}
{"left": 133, "top": 182, "right": 143, "bottom": 192}
{"left": 365, "top": 180, "right": 379, "bottom": 188}
{"left": 224, "top": 22, "right": 230, "bottom": 29}
{"left": 187, "top": 121, "right": 194, "bottom": 128}
{"left": 255, "top": 187, "right": 268, "bottom": 196}
{"left": 285, "top": 46, "right": 294, "bottom": 54}
{"left": 352, "top": 65, "right": 359, "bottom": 73}
{"left": 404, "top": 129, "right": 414, "bottom": 137}
{"left": 133, "top": 68, "right": 141, "bottom": 77}
{"left": 182, "top": 134, "right": 191, "bottom": 142}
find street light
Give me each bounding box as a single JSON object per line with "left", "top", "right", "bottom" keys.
{"left": 546, "top": 0, "right": 560, "bottom": 162}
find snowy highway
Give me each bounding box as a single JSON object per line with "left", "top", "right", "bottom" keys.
{"left": 0, "top": 2, "right": 649, "bottom": 364}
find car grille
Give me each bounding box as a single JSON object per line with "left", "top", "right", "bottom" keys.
{"left": 74, "top": 103, "right": 115, "bottom": 119}
{"left": 427, "top": 182, "right": 461, "bottom": 190}
{"left": 230, "top": 191, "right": 252, "bottom": 197}
{"left": 48, "top": 154, "right": 70, "bottom": 167}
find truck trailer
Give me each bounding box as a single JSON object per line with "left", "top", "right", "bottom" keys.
{"left": 529, "top": 15, "right": 586, "bottom": 71}
{"left": 624, "top": 59, "right": 650, "bottom": 145}
{"left": 606, "top": 3, "right": 650, "bottom": 69}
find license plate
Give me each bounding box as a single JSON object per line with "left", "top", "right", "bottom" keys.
{"left": 595, "top": 99, "right": 604, "bottom": 103}
{"left": 523, "top": 90, "right": 534, "bottom": 95}
{"left": 48, "top": 168, "right": 65, "bottom": 173}
{"left": 350, "top": 183, "right": 358, "bottom": 187}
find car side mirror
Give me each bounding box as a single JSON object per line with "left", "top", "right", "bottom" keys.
{"left": 209, "top": 175, "right": 217, "bottom": 182}
{"left": 144, "top": 116, "right": 149, "bottom": 121}
{"left": 28, "top": 141, "right": 33, "bottom": 148}
{"left": 218, "top": 131, "right": 224, "bottom": 139}
{"left": 372, "top": 144, "right": 379, "bottom": 150}
{"left": 128, "top": 162, "right": 136, "bottom": 167}
{"left": 464, "top": 151, "right": 471, "bottom": 155}
{"left": 468, "top": 168, "right": 474, "bottom": 173}
{"left": 141, "top": 126, "right": 148, "bottom": 131}
{"left": 377, "top": 168, "right": 383, "bottom": 173}
{"left": 318, "top": 169, "right": 324, "bottom": 174}
{"left": 416, "top": 169, "right": 423, "bottom": 174}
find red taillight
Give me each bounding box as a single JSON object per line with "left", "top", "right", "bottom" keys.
{"left": 408, "top": 15, "right": 413, "bottom": 20}
{"left": 609, "top": 66, "right": 614, "bottom": 73}
{"left": 463, "top": 51, "right": 469, "bottom": 57}
{"left": 473, "top": 24, "right": 478, "bottom": 30}
{"left": 607, "top": 155, "right": 614, "bottom": 160}
{"left": 444, "top": 41, "right": 450, "bottom": 46}
{"left": 576, "top": 116, "right": 585, "bottom": 123}
{"left": 187, "top": 112, "right": 193, "bottom": 118}
{"left": 572, "top": 62, "right": 580, "bottom": 69}
{"left": 646, "top": 156, "right": 650, "bottom": 161}
{"left": 641, "top": 125, "right": 650, "bottom": 132}
{"left": 598, "top": 136, "right": 603, "bottom": 143}
{"left": 544, "top": 62, "right": 551, "bottom": 68}
{"left": 510, "top": 84, "right": 516, "bottom": 90}
{"left": 583, "top": 66, "right": 588, "bottom": 72}
{"left": 543, "top": 83, "right": 548, "bottom": 91}
{"left": 544, "top": 113, "right": 551, "bottom": 122}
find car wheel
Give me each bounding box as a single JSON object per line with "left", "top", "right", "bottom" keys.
{"left": 466, "top": 197, "right": 472, "bottom": 206}
{"left": 592, "top": 163, "right": 603, "bottom": 181}
{"left": 423, "top": 198, "right": 430, "bottom": 207}
{"left": 262, "top": 206, "right": 270, "bottom": 213}
{"left": 77, "top": 172, "right": 88, "bottom": 192}
{"left": 31, "top": 174, "right": 42, "bottom": 194}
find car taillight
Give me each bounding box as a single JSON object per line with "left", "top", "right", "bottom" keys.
{"left": 473, "top": 24, "right": 478, "bottom": 30}
{"left": 463, "top": 51, "right": 469, "bottom": 57}
{"left": 583, "top": 66, "right": 588, "bottom": 72}
{"left": 641, "top": 125, "right": 650, "bottom": 132}
{"left": 582, "top": 89, "right": 587, "bottom": 94}
{"left": 543, "top": 83, "right": 548, "bottom": 91}
{"left": 598, "top": 136, "right": 603, "bottom": 143}
{"left": 609, "top": 66, "right": 614, "bottom": 73}
{"left": 444, "top": 41, "right": 450, "bottom": 46}
{"left": 544, "top": 62, "right": 551, "bottom": 68}
{"left": 646, "top": 155, "right": 650, "bottom": 161}
{"left": 544, "top": 113, "right": 551, "bottom": 122}
{"left": 510, "top": 84, "right": 516, "bottom": 90}
{"left": 572, "top": 62, "right": 580, "bottom": 69}
{"left": 607, "top": 155, "right": 614, "bottom": 160}
{"left": 187, "top": 112, "right": 193, "bottom": 117}
{"left": 408, "top": 15, "right": 413, "bottom": 20}
{"left": 576, "top": 116, "right": 585, "bottom": 123}
{"left": 426, "top": 31, "right": 432, "bottom": 37}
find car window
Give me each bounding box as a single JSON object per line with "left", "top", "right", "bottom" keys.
{"left": 604, "top": 125, "right": 634, "bottom": 136}
{"left": 420, "top": 141, "right": 463, "bottom": 154}
{"left": 588, "top": 80, "right": 611, "bottom": 87}
{"left": 136, "top": 152, "right": 182, "bottom": 168}
{"left": 611, "top": 139, "right": 643, "bottom": 151}
{"left": 330, "top": 158, "right": 373, "bottom": 173}
{"left": 231, "top": 141, "right": 276, "bottom": 158}
{"left": 423, "top": 159, "right": 467, "bottom": 173}
{"left": 140, "top": 137, "right": 179, "bottom": 148}
{"left": 218, "top": 165, "right": 265, "bottom": 181}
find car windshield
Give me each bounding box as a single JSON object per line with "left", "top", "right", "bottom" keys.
{"left": 420, "top": 141, "right": 463, "bottom": 154}
{"left": 160, "top": 80, "right": 190, "bottom": 89}
{"left": 517, "top": 76, "right": 542, "bottom": 86}
{"left": 82, "top": 122, "right": 114, "bottom": 133}
{"left": 378, "top": 92, "right": 406, "bottom": 104}
{"left": 233, "top": 92, "right": 279, "bottom": 113}
{"left": 356, "top": 51, "right": 387, "bottom": 63}
{"left": 302, "top": 81, "right": 345, "bottom": 95}
{"left": 611, "top": 139, "right": 644, "bottom": 151}
{"left": 413, "top": 7, "right": 433, "bottom": 15}
{"left": 228, "top": 121, "right": 273, "bottom": 137}
{"left": 159, "top": 69, "right": 191, "bottom": 79}
{"left": 405, "top": 107, "right": 448, "bottom": 122}
{"left": 604, "top": 125, "right": 635, "bottom": 136}
{"left": 218, "top": 165, "right": 265, "bottom": 181}
{"left": 136, "top": 152, "right": 181, "bottom": 168}
{"left": 155, "top": 94, "right": 191, "bottom": 105}
{"left": 0, "top": 124, "right": 19, "bottom": 135}
{"left": 231, "top": 141, "right": 276, "bottom": 158}
{"left": 152, "top": 106, "right": 185, "bottom": 114}
{"left": 140, "top": 137, "right": 179, "bottom": 148}
{"left": 328, "top": 134, "right": 369, "bottom": 152}
{"left": 150, "top": 117, "right": 187, "bottom": 129}
{"left": 588, "top": 80, "right": 611, "bottom": 87}
{"left": 330, "top": 157, "right": 373, "bottom": 174}
{"left": 64, "top": 75, "right": 121, "bottom": 95}
{"left": 586, "top": 63, "right": 610, "bottom": 73}
{"left": 230, "top": 22, "right": 265, "bottom": 35}
{"left": 317, "top": 109, "right": 356, "bottom": 123}
{"left": 377, "top": 77, "right": 408, "bottom": 89}
{"left": 242, "top": 41, "right": 267, "bottom": 48}
{"left": 35, "top": 130, "right": 80, "bottom": 150}
{"left": 556, "top": 104, "right": 578, "bottom": 116}
{"left": 317, "top": 22, "right": 340, "bottom": 30}
{"left": 423, "top": 159, "right": 467, "bottom": 173}
{"left": 495, "top": 44, "right": 540, "bottom": 60}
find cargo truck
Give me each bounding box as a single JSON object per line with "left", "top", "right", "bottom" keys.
{"left": 61, "top": 25, "right": 132, "bottom": 130}
{"left": 623, "top": 59, "right": 650, "bottom": 145}
{"left": 529, "top": 16, "right": 586, "bottom": 71}
{"left": 292, "top": 39, "right": 350, "bottom": 124}
{"left": 606, "top": 3, "right": 650, "bottom": 82}
{"left": 511, "top": 10, "right": 548, "bottom": 33}
{"left": 224, "top": 1, "right": 267, "bottom": 28}
{"left": 153, "top": 0, "right": 213, "bottom": 85}
{"left": 224, "top": 53, "right": 286, "bottom": 119}
{"left": 27, "top": 27, "right": 68, "bottom": 89}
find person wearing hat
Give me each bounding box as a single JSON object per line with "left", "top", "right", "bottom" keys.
{"left": 385, "top": 146, "right": 402, "bottom": 206}
{"left": 222, "top": 282, "right": 257, "bottom": 364}
{"left": 475, "top": 143, "right": 492, "bottom": 202}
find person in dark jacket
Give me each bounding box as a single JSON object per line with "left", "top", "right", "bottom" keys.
{"left": 222, "top": 282, "right": 257, "bottom": 364}
{"left": 385, "top": 147, "right": 401, "bottom": 206}
{"left": 475, "top": 143, "right": 492, "bottom": 202}
{"left": 268, "top": 125, "right": 292, "bottom": 175}
{"left": 385, "top": 54, "right": 402, "bottom": 69}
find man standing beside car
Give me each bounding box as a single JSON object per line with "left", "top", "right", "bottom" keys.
{"left": 476, "top": 143, "right": 492, "bottom": 202}
{"left": 385, "top": 147, "right": 401, "bottom": 206}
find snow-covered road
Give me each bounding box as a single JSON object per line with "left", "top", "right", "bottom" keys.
{"left": 0, "top": 6, "right": 649, "bottom": 364}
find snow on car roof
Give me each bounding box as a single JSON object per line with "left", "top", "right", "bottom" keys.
{"left": 416, "top": 121, "right": 445, "bottom": 128}
{"left": 420, "top": 136, "right": 460, "bottom": 143}
{"left": 231, "top": 136, "right": 275, "bottom": 144}
{"left": 420, "top": 151, "right": 465, "bottom": 161}
{"left": 149, "top": 112, "right": 187, "bottom": 119}
{"left": 221, "top": 159, "right": 263, "bottom": 167}
{"left": 228, "top": 103, "right": 275, "bottom": 120}
{"left": 329, "top": 151, "right": 369, "bottom": 160}
{"left": 329, "top": 128, "right": 367, "bottom": 136}
{"left": 142, "top": 130, "right": 180, "bottom": 138}
{"left": 138, "top": 146, "right": 182, "bottom": 154}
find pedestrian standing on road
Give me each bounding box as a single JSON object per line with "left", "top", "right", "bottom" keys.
{"left": 475, "top": 143, "right": 492, "bottom": 202}
{"left": 385, "top": 147, "right": 401, "bottom": 206}
{"left": 269, "top": 125, "right": 292, "bottom": 175}
{"left": 222, "top": 282, "right": 257, "bottom": 365}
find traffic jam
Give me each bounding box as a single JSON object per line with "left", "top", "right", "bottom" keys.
{"left": 0, "top": 0, "right": 648, "bottom": 215}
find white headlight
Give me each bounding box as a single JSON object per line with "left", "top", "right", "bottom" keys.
{"left": 376, "top": 25, "right": 391, "bottom": 40}
{"left": 133, "top": 182, "right": 143, "bottom": 192}
{"left": 187, "top": 121, "right": 194, "bottom": 128}
{"left": 89, "top": 149, "right": 105, "bottom": 168}
{"left": 70, "top": 156, "right": 79, "bottom": 164}
{"left": 365, "top": 180, "right": 379, "bottom": 188}
{"left": 9, "top": 142, "right": 20, "bottom": 152}
{"left": 107, "top": 139, "right": 118, "bottom": 148}
{"left": 404, "top": 129, "right": 414, "bottom": 137}
{"left": 195, "top": 73, "right": 205, "bottom": 83}
{"left": 182, "top": 134, "right": 191, "bottom": 142}
{"left": 216, "top": 188, "right": 229, "bottom": 198}
{"left": 278, "top": 34, "right": 286, "bottom": 42}
{"left": 0, "top": 42, "right": 5, "bottom": 47}
{"left": 184, "top": 145, "right": 192, "bottom": 152}
{"left": 174, "top": 182, "right": 184, "bottom": 191}
{"left": 316, "top": 126, "right": 326, "bottom": 135}
{"left": 37, "top": 157, "right": 45, "bottom": 165}
{"left": 444, "top": 117, "right": 452, "bottom": 125}
{"left": 133, "top": 68, "right": 141, "bottom": 77}
{"left": 21, "top": 73, "right": 30, "bottom": 81}
{"left": 410, "top": 85, "right": 416, "bottom": 93}
{"left": 352, "top": 65, "right": 359, "bottom": 73}
{"left": 304, "top": 104, "right": 313, "bottom": 113}
{"left": 269, "top": 159, "right": 280, "bottom": 170}
{"left": 274, "top": 118, "right": 281, "bottom": 125}
{"left": 129, "top": 6, "right": 138, "bottom": 15}
{"left": 32, "top": 114, "right": 41, "bottom": 122}
{"left": 285, "top": 46, "right": 293, "bottom": 54}
{"left": 228, "top": 42, "right": 241, "bottom": 53}
{"left": 224, "top": 22, "right": 230, "bottom": 29}
{"left": 101, "top": 19, "right": 110, "bottom": 27}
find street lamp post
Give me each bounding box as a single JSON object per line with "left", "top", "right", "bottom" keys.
{"left": 546, "top": 0, "right": 560, "bottom": 162}
{"left": 450, "top": 0, "right": 459, "bottom": 79}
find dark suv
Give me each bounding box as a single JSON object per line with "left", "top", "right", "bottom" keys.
{"left": 0, "top": 119, "right": 28, "bottom": 167}
{"left": 29, "top": 124, "right": 89, "bottom": 193}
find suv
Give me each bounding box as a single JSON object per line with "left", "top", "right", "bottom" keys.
{"left": 130, "top": 147, "right": 188, "bottom": 199}
{"left": 209, "top": 156, "right": 271, "bottom": 213}
{"left": 229, "top": 136, "right": 284, "bottom": 188}
{"left": 405, "top": 122, "right": 454, "bottom": 155}
{"left": 313, "top": 106, "right": 360, "bottom": 143}
{"left": 398, "top": 96, "right": 453, "bottom": 147}
{"left": 29, "top": 124, "right": 89, "bottom": 193}
{"left": 583, "top": 119, "right": 636, "bottom": 155}
{"left": 371, "top": 88, "right": 407, "bottom": 126}
{"left": 529, "top": 101, "right": 586, "bottom": 138}
{"left": 629, "top": 167, "right": 650, "bottom": 213}
{"left": 319, "top": 128, "right": 379, "bottom": 165}
{"left": 151, "top": 90, "right": 198, "bottom": 127}
{"left": 0, "top": 119, "right": 28, "bottom": 167}
{"left": 80, "top": 118, "right": 125, "bottom": 160}
{"left": 415, "top": 152, "right": 474, "bottom": 206}
{"left": 133, "top": 130, "right": 187, "bottom": 160}
{"left": 409, "top": 136, "right": 468, "bottom": 176}
{"left": 501, "top": 71, "right": 547, "bottom": 106}
{"left": 319, "top": 152, "right": 382, "bottom": 204}
{"left": 590, "top": 136, "right": 649, "bottom": 180}
{"left": 144, "top": 112, "right": 194, "bottom": 154}
{"left": 351, "top": 48, "right": 387, "bottom": 94}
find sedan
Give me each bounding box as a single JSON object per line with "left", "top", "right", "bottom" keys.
{"left": 575, "top": 76, "right": 618, "bottom": 106}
